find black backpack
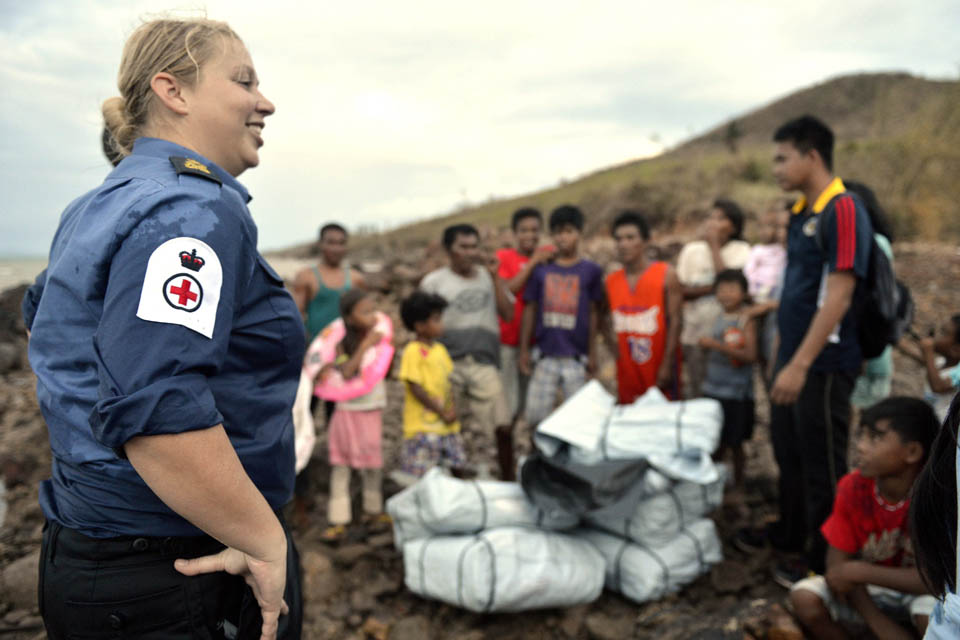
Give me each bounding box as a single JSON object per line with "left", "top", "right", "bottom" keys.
{"left": 816, "top": 218, "right": 913, "bottom": 360}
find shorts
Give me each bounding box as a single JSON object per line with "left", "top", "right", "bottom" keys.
{"left": 450, "top": 355, "right": 511, "bottom": 435}
{"left": 524, "top": 355, "right": 587, "bottom": 427}
{"left": 792, "top": 575, "right": 936, "bottom": 626}
{"left": 707, "top": 395, "right": 755, "bottom": 448}
{"left": 401, "top": 432, "right": 467, "bottom": 477}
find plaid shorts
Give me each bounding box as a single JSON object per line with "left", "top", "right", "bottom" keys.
{"left": 401, "top": 432, "right": 467, "bottom": 477}
{"left": 524, "top": 355, "right": 587, "bottom": 427}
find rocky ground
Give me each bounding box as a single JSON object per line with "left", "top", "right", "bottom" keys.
{"left": 0, "top": 241, "right": 956, "bottom": 639}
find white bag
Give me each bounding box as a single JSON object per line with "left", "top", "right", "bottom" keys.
{"left": 532, "top": 383, "right": 722, "bottom": 483}
{"left": 584, "top": 473, "right": 724, "bottom": 547}
{"left": 604, "top": 388, "right": 722, "bottom": 482}
{"left": 291, "top": 369, "right": 316, "bottom": 474}
{"left": 403, "top": 527, "right": 605, "bottom": 612}
{"left": 387, "top": 468, "right": 578, "bottom": 548}
{"left": 535, "top": 379, "right": 616, "bottom": 455}
{"left": 576, "top": 518, "right": 722, "bottom": 604}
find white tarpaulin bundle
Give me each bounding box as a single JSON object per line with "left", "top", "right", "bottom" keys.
{"left": 603, "top": 388, "right": 723, "bottom": 482}
{"left": 576, "top": 518, "right": 722, "bottom": 604}
{"left": 584, "top": 472, "right": 724, "bottom": 547}
{"left": 403, "top": 527, "right": 606, "bottom": 612}
{"left": 386, "top": 468, "right": 579, "bottom": 548}
{"left": 532, "top": 382, "right": 722, "bottom": 484}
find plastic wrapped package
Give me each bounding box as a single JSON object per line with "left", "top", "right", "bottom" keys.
{"left": 529, "top": 383, "right": 723, "bottom": 483}
{"left": 387, "top": 467, "right": 578, "bottom": 548}
{"left": 576, "top": 518, "right": 723, "bottom": 604}
{"left": 584, "top": 474, "right": 724, "bottom": 547}
{"left": 403, "top": 527, "right": 606, "bottom": 612}
{"left": 602, "top": 388, "right": 723, "bottom": 482}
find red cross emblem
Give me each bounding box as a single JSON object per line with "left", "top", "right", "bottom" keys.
{"left": 163, "top": 273, "right": 203, "bottom": 312}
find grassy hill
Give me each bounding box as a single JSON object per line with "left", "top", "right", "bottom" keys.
{"left": 285, "top": 72, "right": 960, "bottom": 257}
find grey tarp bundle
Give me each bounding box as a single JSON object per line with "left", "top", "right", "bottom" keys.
{"left": 575, "top": 518, "right": 723, "bottom": 604}
{"left": 402, "top": 527, "right": 606, "bottom": 612}
{"left": 584, "top": 473, "right": 725, "bottom": 547}
{"left": 521, "top": 382, "right": 722, "bottom": 519}
{"left": 386, "top": 467, "right": 578, "bottom": 548}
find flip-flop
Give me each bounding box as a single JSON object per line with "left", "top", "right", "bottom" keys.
{"left": 363, "top": 513, "right": 393, "bottom": 531}
{"left": 320, "top": 524, "right": 347, "bottom": 542}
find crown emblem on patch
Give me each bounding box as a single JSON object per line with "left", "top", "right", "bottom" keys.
{"left": 179, "top": 249, "right": 206, "bottom": 272}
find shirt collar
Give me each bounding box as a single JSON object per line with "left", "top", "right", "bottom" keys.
{"left": 130, "top": 137, "right": 252, "bottom": 203}
{"left": 791, "top": 176, "right": 845, "bottom": 215}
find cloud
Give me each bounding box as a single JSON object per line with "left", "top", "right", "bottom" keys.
{"left": 2, "top": 0, "right": 958, "bottom": 255}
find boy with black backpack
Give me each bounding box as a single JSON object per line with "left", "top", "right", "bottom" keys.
{"left": 752, "top": 116, "right": 875, "bottom": 584}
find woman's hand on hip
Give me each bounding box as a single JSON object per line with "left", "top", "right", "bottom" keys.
{"left": 175, "top": 541, "right": 288, "bottom": 640}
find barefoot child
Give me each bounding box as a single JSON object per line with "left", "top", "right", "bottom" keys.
{"left": 322, "top": 289, "right": 388, "bottom": 540}
{"left": 698, "top": 269, "right": 757, "bottom": 489}
{"left": 398, "top": 291, "right": 466, "bottom": 477}
{"left": 791, "top": 397, "right": 939, "bottom": 639}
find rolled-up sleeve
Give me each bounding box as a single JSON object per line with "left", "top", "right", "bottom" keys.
{"left": 89, "top": 197, "right": 251, "bottom": 451}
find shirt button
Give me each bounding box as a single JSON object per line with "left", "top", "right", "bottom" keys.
{"left": 132, "top": 538, "right": 149, "bottom": 551}
{"left": 108, "top": 613, "right": 123, "bottom": 629}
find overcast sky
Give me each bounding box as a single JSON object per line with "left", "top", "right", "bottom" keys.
{"left": 1, "top": 0, "right": 957, "bottom": 257}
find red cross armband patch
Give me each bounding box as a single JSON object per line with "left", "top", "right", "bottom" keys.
{"left": 135, "top": 237, "right": 223, "bottom": 338}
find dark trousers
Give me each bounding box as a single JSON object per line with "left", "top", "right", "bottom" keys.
{"left": 769, "top": 367, "right": 855, "bottom": 573}
{"left": 40, "top": 513, "right": 302, "bottom": 640}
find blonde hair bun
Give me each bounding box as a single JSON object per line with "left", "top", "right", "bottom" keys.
{"left": 101, "top": 96, "right": 135, "bottom": 158}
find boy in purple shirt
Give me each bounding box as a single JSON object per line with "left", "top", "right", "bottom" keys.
{"left": 519, "top": 205, "right": 605, "bottom": 426}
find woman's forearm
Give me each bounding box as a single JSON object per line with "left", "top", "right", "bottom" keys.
{"left": 125, "top": 425, "right": 286, "bottom": 561}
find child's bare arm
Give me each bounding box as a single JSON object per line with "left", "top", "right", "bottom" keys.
{"left": 518, "top": 301, "right": 537, "bottom": 375}
{"left": 921, "top": 338, "right": 955, "bottom": 393}
{"left": 405, "top": 381, "right": 455, "bottom": 423}
{"left": 338, "top": 331, "right": 383, "bottom": 379}
{"left": 847, "top": 586, "right": 915, "bottom": 640}
{"left": 587, "top": 301, "right": 600, "bottom": 376}
{"left": 698, "top": 318, "right": 758, "bottom": 364}
{"left": 831, "top": 560, "right": 927, "bottom": 595}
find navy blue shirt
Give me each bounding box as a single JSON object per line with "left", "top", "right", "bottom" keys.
{"left": 29, "top": 137, "right": 305, "bottom": 537}
{"left": 777, "top": 178, "right": 872, "bottom": 373}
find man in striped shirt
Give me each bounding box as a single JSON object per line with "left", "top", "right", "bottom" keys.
{"left": 762, "top": 116, "right": 873, "bottom": 583}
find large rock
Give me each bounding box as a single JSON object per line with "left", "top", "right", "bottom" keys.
{"left": 0, "top": 550, "right": 40, "bottom": 610}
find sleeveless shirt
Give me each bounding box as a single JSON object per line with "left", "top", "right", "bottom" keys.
{"left": 606, "top": 262, "right": 671, "bottom": 403}
{"left": 306, "top": 265, "right": 351, "bottom": 340}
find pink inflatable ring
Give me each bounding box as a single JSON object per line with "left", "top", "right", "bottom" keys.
{"left": 303, "top": 311, "right": 395, "bottom": 402}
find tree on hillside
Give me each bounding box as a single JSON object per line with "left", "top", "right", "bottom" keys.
{"left": 724, "top": 120, "right": 743, "bottom": 154}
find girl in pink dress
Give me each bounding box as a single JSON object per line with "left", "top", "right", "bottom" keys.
{"left": 321, "top": 289, "right": 389, "bottom": 540}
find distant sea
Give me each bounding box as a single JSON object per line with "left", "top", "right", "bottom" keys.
{"left": 0, "top": 258, "right": 46, "bottom": 291}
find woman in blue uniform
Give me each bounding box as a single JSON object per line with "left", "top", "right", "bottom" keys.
{"left": 28, "top": 17, "right": 302, "bottom": 640}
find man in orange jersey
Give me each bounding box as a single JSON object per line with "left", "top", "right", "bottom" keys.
{"left": 604, "top": 210, "right": 683, "bottom": 403}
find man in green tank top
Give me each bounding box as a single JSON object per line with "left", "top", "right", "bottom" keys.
{"left": 291, "top": 223, "right": 370, "bottom": 527}
{"left": 293, "top": 223, "right": 368, "bottom": 340}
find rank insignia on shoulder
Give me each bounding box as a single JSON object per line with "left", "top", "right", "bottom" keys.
{"left": 169, "top": 156, "right": 222, "bottom": 185}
